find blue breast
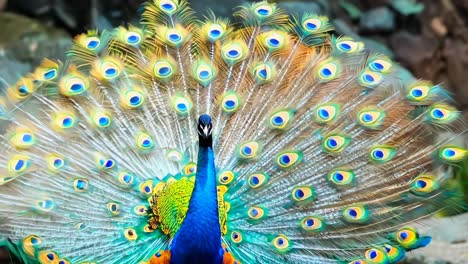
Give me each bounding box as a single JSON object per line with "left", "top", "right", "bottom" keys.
{"left": 170, "top": 146, "right": 223, "bottom": 264}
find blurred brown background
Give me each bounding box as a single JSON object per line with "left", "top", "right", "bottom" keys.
{"left": 0, "top": 0, "right": 467, "bottom": 263}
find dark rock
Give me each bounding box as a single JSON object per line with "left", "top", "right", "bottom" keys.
{"left": 0, "top": 58, "right": 32, "bottom": 85}
{"left": 390, "top": 31, "right": 439, "bottom": 79}
{"left": 278, "top": 2, "right": 323, "bottom": 16}
{"left": 0, "top": 13, "right": 72, "bottom": 65}
{"left": 360, "top": 7, "right": 395, "bottom": 32}
{"left": 356, "top": 0, "right": 390, "bottom": 9}
{"left": 190, "top": 0, "right": 244, "bottom": 18}
{"left": 443, "top": 38, "right": 468, "bottom": 109}
{"left": 6, "top": 0, "right": 51, "bottom": 16}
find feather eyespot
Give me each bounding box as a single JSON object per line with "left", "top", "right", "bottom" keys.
{"left": 328, "top": 168, "right": 355, "bottom": 187}
{"left": 248, "top": 173, "right": 269, "bottom": 188}
{"left": 358, "top": 69, "right": 383, "bottom": 88}
{"left": 51, "top": 111, "right": 77, "bottom": 131}
{"left": 124, "top": 228, "right": 138, "bottom": 241}
{"left": 357, "top": 107, "right": 386, "bottom": 129}
{"left": 230, "top": 231, "right": 243, "bottom": 243}
{"left": 22, "top": 235, "right": 42, "bottom": 257}
{"left": 383, "top": 244, "right": 405, "bottom": 263}
{"left": 85, "top": 37, "right": 101, "bottom": 50}
{"left": 260, "top": 31, "right": 289, "bottom": 52}
{"left": 411, "top": 175, "right": 439, "bottom": 195}
{"left": 252, "top": 62, "right": 276, "bottom": 84}
{"left": 95, "top": 155, "right": 116, "bottom": 171}
{"left": 166, "top": 30, "right": 183, "bottom": 45}
{"left": 172, "top": 94, "right": 193, "bottom": 115}
{"left": 106, "top": 202, "right": 120, "bottom": 216}
{"left": 342, "top": 205, "right": 370, "bottom": 223}
{"left": 73, "top": 178, "right": 89, "bottom": 192}
{"left": 269, "top": 109, "right": 294, "bottom": 130}
{"left": 365, "top": 248, "right": 387, "bottom": 264}
{"left": 194, "top": 62, "right": 216, "bottom": 85}
{"left": 183, "top": 162, "right": 197, "bottom": 175}
{"left": 301, "top": 15, "right": 330, "bottom": 34}
{"left": 222, "top": 41, "right": 247, "bottom": 65}
{"left": 322, "top": 134, "right": 351, "bottom": 154}
{"left": 153, "top": 59, "right": 176, "bottom": 80}
{"left": 438, "top": 146, "right": 466, "bottom": 163}
{"left": 253, "top": 3, "right": 274, "bottom": 18}
{"left": 92, "top": 57, "right": 123, "bottom": 81}
{"left": 406, "top": 81, "right": 435, "bottom": 103}
{"left": 317, "top": 60, "right": 340, "bottom": 82}
{"left": 46, "top": 154, "right": 65, "bottom": 172}
{"left": 35, "top": 62, "right": 59, "bottom": 82}
{"left": 120, "top": 90, "right": 145, "bottom": 109}
{"left": 272, "top": 235, "right": 291, "bottom": 252}
{"left": 314, "top": 103, "right": 340, "bottom": 124}
{"left": 39, "top": 251, "right": 59, "bottom": 263}
{"left": 207, "top": 23, "right": 226, "bottom": 42}
{"left": 158, "top": 0, "right": 178, "bottom": 13}
{"left": 43, "top": 69, "right": 57, "bottom": 80}
{"left": 368, "top": 56, "right": 393, "bottom": 73}
{"left": 117, "top": 171, "right": 135, "bottom": 187}
{"left": 35, "top": 198, "right": 56, "bottom": 212}
{"left": 393, "top": 227, "right": 423, "bottom": 249}
{"left": 276, "top": 151, "right": 302, "bottom": 169}
{"left": 220, "top": 91, "right": 241, "bottom": 113}
{"left": 335, "top": 38, "right": 364, "bottom": 53}
{"left": 218, "top": 171, "right": 235, "bottom": 185}
{"left": 139, "top": 180, "right": 153, "bottom": 196}
{"left": 91, "top": 110, "right": 112, "bottom": 129}
{"left": 102, "top": 61, "right": 121, "bottom": 79}
{"left": 9, "top": 128, "right": 37, "bottom": 150}
{"left": 426, "top": 104, "right": 459, "bottom": 124}
{"left": 8, "top": 154, "right": 31, "bottom": 175}
{"left": 238, "top": 141, "right": 261, "bottom": 160}
{"left": 135, "top": 132, "right": 155, "bottom": 151}
{"left": 247, "top": 206, "right": 268, "bottom": 221}
{"left": 300, "top": 216, "right": 325, "bottom": 232}
{"left": 291, "top": 186, "right": 315, "bottom": 203}
{"left": 348, "top": 260, "right": 367, "bottom": 264}
{"left": 34, "top": 60, "right": 60, "bottom": 82}
{"left": 125, "top": 31, "right": 142, "bottom": 45}
{"left": 369, "top": 146, "right": 396, "bottom": 163}
{"left": 58, "top": 73, "right": 89, "bottom": 97}
{"left": 133, "top": 205, "right": 148, "bottom": 216}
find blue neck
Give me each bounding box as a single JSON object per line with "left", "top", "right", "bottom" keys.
{"left": 170, "top": 143, "right": 222, "bottom": 264}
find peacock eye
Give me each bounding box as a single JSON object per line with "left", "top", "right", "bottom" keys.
{"left": 365, "top": 248, "right": 386, "bottom": 263}
{"left": 218, "top": 171, "right": 235, "bottom": 185}
{"left": 272, "top": 234, "right": 291, "bottom": 252}
{"left": 230, "top": 231, "right": 243, "bottom": 243}
{"left": 316, "top": 59, "right": 340, "bottom": 82}
{"left": 124, "top": 228, "right": 138, "bottom": 241}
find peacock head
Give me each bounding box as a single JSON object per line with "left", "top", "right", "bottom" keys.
{"left": 198, "top": 114, "right": 213, "bottom": 142}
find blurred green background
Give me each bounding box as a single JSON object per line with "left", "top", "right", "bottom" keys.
{"left": 0, "top": 0, "right": 467, "bottom": 263}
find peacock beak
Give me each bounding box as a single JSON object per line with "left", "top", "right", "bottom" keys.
{"left": 202, "top": 126, "right": 210, "bottom": 137}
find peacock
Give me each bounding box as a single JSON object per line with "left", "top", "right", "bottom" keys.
{"left": 0, "top": 0, "right": 466, "bottom": 263}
